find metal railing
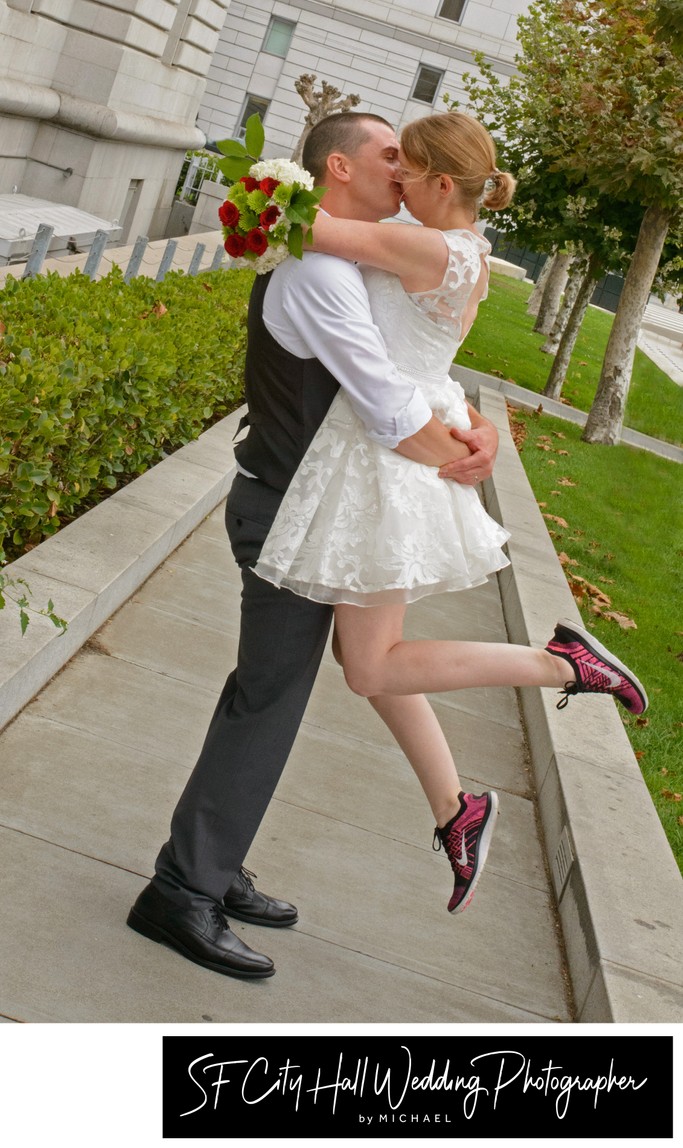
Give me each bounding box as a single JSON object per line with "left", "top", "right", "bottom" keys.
{"left": 17, "top": 223, "right": 226, "bottom": 283}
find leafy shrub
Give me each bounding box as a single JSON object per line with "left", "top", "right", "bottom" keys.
{"left": 0, "top": 265, "right": 254, "bottom": 563}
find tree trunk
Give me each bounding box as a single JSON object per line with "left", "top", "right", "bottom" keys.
{"left": 534, "top": 250, "right": 572, "bottom": 334}
{"left": 542, "top": 254, "right": 600, "bottom": 401}
{"left": 527, "top": 248, "right": 555, "bottom": 316}
{"left": 540, "top": 256, "right": 583, "bottom": 353}
{"left": 582, "top": 204, "right": 672, "bottom": 444}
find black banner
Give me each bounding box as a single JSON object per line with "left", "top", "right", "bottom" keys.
{"left": 162, "top": 1034, "right": 673, "bottom": 1139}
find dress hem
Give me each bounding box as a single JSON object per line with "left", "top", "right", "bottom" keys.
{"left": 252, "top": 554, "right": 511, "bottom": 608}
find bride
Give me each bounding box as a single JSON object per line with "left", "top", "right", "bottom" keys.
{"left": 254, "top": 112, "right": 648, "bottom": 914}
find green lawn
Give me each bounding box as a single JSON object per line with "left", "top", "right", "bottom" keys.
{"left": 509, "top": 407, "right": 683, "bottom": 869}
{"left": 455, "top": 273, "right": 683, "bottom": 446}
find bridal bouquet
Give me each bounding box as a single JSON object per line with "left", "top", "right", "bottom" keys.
{"left": 215, "top": 115, "right": 325, "bottom": 273}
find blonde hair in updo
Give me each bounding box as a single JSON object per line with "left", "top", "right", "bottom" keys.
{"left": 400, "top": 111, "right": 516, "bottom": 217}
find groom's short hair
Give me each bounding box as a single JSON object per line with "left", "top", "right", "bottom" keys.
{"left": 302, "top": 112, "right": 394, "bottom": 183}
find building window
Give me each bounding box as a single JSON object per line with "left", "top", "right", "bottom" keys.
{"left": 438, "top": 0, "right": 467, "bottom": 21}
{"left": 411, "top": 65, "right": 444, "bottom": 105}
{"left": 237, "top": 95, "right": 270, "bottom": 138}
{"left": 262, "top": 16, "right": 296, "bottom": 57}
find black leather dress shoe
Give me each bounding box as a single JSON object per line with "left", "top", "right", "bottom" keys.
{"left": 127, "top": 882, "right": 275, "bottom": 978}
{"left": 222, "top": 867, "right": 298, "bottom": 928}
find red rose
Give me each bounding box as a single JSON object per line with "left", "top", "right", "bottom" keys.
{"left": 240, "top": 176, "right": 259, "bottom": 192}
{"left": 224, "top": 233, "right": 247, "bottom": 257}
{"left": 245, "top": 227, "right": 269, "bottom": 256}
{"left": 259, "top": 177, "right": 281, "bottom": 197}
{"left": 218, "top": 199, "right": 240, "bottom": 227}
{"left": 259, "top": 205, "right": 280, "bottom": 231}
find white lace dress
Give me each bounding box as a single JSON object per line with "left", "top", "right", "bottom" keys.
{"left": 253, "top": 229, "right": 510, "bottom": 606}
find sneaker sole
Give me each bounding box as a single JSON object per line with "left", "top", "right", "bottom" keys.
{"left": 450, "top": 790, "right": 499, "bottom": 915}
{"left": 556, "top": 618, "right": 648, "bottom": 713}
{"left": 126, "top": 907, "right": 276, "bottom": 978}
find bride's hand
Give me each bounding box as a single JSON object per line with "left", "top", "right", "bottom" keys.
{"left": 438, "top": 422, "right": 498, "bottom": 484}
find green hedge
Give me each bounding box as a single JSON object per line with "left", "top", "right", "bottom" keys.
{"left": 0, "top": 265, "right": 254, "bottom": 563}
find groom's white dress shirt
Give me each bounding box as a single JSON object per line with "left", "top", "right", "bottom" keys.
{"left": 262, "top": 250, "right": 433, "bottom": 449}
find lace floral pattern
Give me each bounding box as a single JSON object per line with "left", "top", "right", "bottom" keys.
{"left": 254, "top": 229, "right": 509, "bottom": 606}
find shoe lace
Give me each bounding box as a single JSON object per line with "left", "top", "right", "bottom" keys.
{"left": 209, "top": 903, "right": 230, "bottom": 930}
{"left": 240, "top": 867, "right": 257, "bottom": 892}
{"left": 556, "top": 680, "right": 579, "bottom": 709}
{"left": 432, "top": 828, "right": 443, "bottom": 853}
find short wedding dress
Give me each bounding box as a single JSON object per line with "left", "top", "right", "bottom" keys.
{"left": 254, "top": 229, "right": 511, "bottom": 606}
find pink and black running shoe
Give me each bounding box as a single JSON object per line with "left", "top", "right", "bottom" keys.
{"left": 546, "top": 619, "right": 648, "bottom": 714}
{"left": 433, "top": 790, "right": 499, "bottom": 914}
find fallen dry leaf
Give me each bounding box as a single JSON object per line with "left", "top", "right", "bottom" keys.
{"left": 543, "top": 514, "right": 569, "bottom": 527}
{"left": 603, "top": 610, "right": 637, "bottom": 629}
{"left": 558, "top": 477, "right": 576, "bottom": 486}
{"left": 558, "top": 553, "right": 580, "bottom": 567}
{"left": 552, "top": 431, "right": 566, "bottom": 439}
{"left": 556, "top": 449, "right": 570, "bottom": 456}
{"left": 661, "top": 790, "right": 682, "bottom": 802}
{"left": 152, "top": 302, "right": 168, "bottom": 317}
{"left": 635, "top": 717, "right": 649, "bottom": 728}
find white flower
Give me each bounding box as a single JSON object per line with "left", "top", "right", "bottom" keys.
{"left": 229, "top": 244, "right": 291, "bottom": 275}
{"left": 250, "top": 158, "right": 314, "bottom": 189}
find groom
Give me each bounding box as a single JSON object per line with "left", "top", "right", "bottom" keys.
{"left": 127, "top": 112, "right": 499, "bottom": 978}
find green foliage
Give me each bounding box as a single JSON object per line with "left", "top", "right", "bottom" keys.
{"left": 216, "top": 113, "right": 265, "bottom": 182}
{"left": 512, "top": 408, "right": 683, "bottom": 866}
{"left": 449, "top": 0, "right": 683, "bottom": 294}
{"left": 455, "top": 273, "right": 683, "bottom": 445}
{"left": 0, "top": 265, "right": 253, "bottom": 563}
{"left": 0, "top": 571, "right": 67, "bottom": 635}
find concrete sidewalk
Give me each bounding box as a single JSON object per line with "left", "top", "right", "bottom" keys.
{"left": 0, "top": 387, "right": 681, "bottom": 1025}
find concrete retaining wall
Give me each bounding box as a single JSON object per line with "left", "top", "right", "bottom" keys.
{"left": 1, "top": 384, "right": 681, "bottom": 1022}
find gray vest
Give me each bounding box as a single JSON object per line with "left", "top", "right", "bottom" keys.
{"left": 234, "top": 272, "right": 340, "bottom": 493}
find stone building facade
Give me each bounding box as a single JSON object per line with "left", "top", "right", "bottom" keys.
{"left": 0, "top": 0, "right": 231, "bottom": 240}
{"left": 198, "top": 0, "right": 530, "bottom": 156}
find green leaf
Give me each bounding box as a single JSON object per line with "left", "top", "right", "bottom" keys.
{"left": 215, "top": 138, "right": 249, "bottom": 158}
{"left": 20, "top": 609, "right": 29, "bottom": 635}
{"left": 292, "top": 187, "right": 327, "bottom": 209}
{"left": 287, "top": 225, "right": 304, "bottom": 260}
{"left": 285, "top": 204, "right": 311, "bottom": 227}
{"left": 217, "top": 156, "right": 253, "bottom": 182}
{"left": 244, "top": 114, "right": 265, "bottom": 161}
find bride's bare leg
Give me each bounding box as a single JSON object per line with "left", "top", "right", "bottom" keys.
{"left": 333, "top": 616, "right": 462, "bottom": 825}
{"left": 333, "top": 603, "right": 573, "bottom": 698}
{"left": 332, "top": 611, "right": 501, "bottom": 914}
{"left": 368, "top": 694, "right": 463, "bottom": 827}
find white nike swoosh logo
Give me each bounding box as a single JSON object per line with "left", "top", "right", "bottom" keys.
{"left": 458, "top": 839, "right": 468, "bottom": 867}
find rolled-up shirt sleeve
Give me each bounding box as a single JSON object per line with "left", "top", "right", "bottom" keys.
{"left": 264, "top": 253, "right": 432, "bottom": 448}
